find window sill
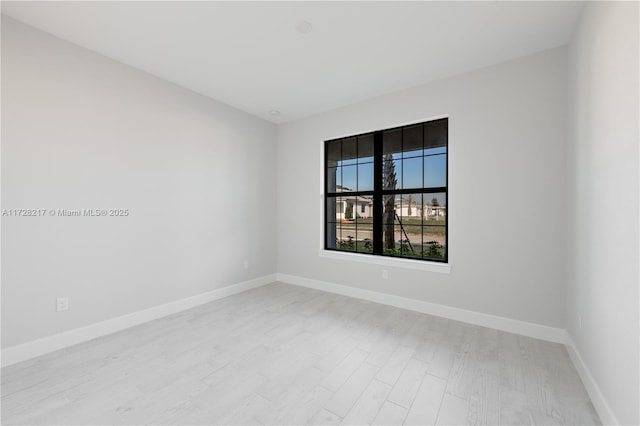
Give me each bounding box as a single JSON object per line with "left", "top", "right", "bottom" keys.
{"left": 318, "top": 250, "right": 451, "bottom": 274}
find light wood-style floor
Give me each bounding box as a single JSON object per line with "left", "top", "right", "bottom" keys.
{"left": 2, "top": 282, "right": 599, "bottom": 425}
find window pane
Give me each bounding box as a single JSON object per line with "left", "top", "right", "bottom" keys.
{"left": 424, "top": 193, "right": 446, "bottom": 221}
{"left": 424, "top": 146, "right": 446, "bottom": 156}
{"left": 424, "top": 119, "right": 447, "bottom": 149}
{"left": 422, "top": 225, "right": 446, "bottom": 245}
{"left": 382, "top": 194, "right": 398, "bottom": 221}
{"left": 382, "top": 155, "right": 399, "bottom": 190}
{"left": 358, "top": 237, "right": 374, "bottom": 253}
{"left": 424, "top": 153, "right": 446, "bottom": 188}
{"left": 326, "top": 196, "right": 335, "bottom": 216}
{"left": 402, "top": 156, "right": 422, "bottom": 189}
{"left": 342, "top": 137, "right": 358, "bottom": 165}
{"left": 338, "top": 208, "right": 356, "bottom": 251}
{"left": 403, "top": 124, "right": 423, "bottom": 154}
{"left": 423, "top": 225, "right": 446, "bottom": 260}
{"left": 335, "top": 221, "right": 343, "bottom": 248}
{"left": 327, "top": 166, "right": 338, "bottom": 192}
{"left": 396, "top": 194, "right": 423, "bottom": 259}
{"left": 363, "top": 196, "right": 374, "bottom": 218}
{"left": 326, "top": 222, "right": 337, "bottom": 249}
{"left": 358, "top": 134, "right": 374, "bottom": 163}
{"left": 327, "top": 140, "right": 341, "bottom": 164}
{"left": 355, "top": 212, "right": 373, "bottom": 253}
{"left": 358, "top": 162, "right": 374, "bottom": 191}
{"left": 397, "top": 193, "right": 423, "bottom": 219}
{"left": 394, "top": 225, "right": 407, "bottom": 256}
{"left": 383, "top": 128, "right": 402, "bottom": 156}
{"left": 342, "top": 165, "right": 357, "bottom": 191}
{"left": 346, "top": 200, "right": 355, "bottom": 220}
{"left": 330, "top": 196, "right": 347, "bottom": 220}
{"left": 398, "top": 225, "right": 422, "bottom": 257}
{"left": 383, "top": 226, "right": 397, "bottom": 256}
{"left": 326, "top": 196, "right": 342, "bottom": 249}
{"left": 382, "top": 194, "right": 399, "bottom": 254}
{"left": 423, "top": 190, "right": 445, "bottom": 259}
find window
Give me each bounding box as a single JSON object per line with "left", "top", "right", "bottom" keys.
{"left": 325, "top": 118, "right": 448, "bottom": 262}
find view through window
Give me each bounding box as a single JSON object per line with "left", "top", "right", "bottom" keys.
{"left": 325, "top": 118, "right": 448, "bottom": 262}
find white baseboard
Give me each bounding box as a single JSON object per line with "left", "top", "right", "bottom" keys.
{"left": 276, "top": 273, "right": 566, "bottom": 344}
{"left": 1, "top": 274, "right": 276, "bottom": 368}
{"left": 565, "top": 333, "right": 619, "bottom": 425}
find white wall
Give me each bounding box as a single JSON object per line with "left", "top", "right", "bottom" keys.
{"left": 1, "top": 17, "right": 277, "bottom": 349}
{"left": 277, "top": 48, "right": 568, "bottom": 328}
{"left": 566, "top": 2, "right": 639, "bottom": 424}
{"left": 4, "top": 9, "right": 637, "bottom": 422}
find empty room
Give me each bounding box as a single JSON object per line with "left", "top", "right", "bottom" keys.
{"left": 1, "top": 1, "right": 638, "bottom": 425}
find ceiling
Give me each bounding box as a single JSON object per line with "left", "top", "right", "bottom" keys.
{"left": 2, "top": 1, "right": 584, "bottom": 123}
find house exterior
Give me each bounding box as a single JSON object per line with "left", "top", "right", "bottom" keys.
{"left": 396, "top": 197, "right": 422, "bottom": 218}
{"left": 424, "top": 205, "right": 446, "bottom": 218}
{"left": 335, "top": 189, "right": 445, "bottom": 221}
{"left": 394, "top": 197, "right": 446, "bottom": 219}
{"left": 335, "top": 198, "right": 373, "bottom": 220}
{"left": 334, "top": 186, "right": 372, "bottom": 220}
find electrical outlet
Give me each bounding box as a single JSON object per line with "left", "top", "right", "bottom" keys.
{"left": 56, "top": 297, "right": 69, "bottom": 312}
{"left": 243, "top": 260, "right": 249, "bottom": 270}
{"left": 382, "top": 270, "right": 389, "bottom": 280}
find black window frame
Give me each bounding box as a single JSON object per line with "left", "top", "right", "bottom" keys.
{"left": 324, "top": 117, "right": 448, "bottom": 263}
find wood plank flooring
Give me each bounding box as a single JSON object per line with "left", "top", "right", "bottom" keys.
{"left": 1, "top": 282, "right": 600, "bottom": 425}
